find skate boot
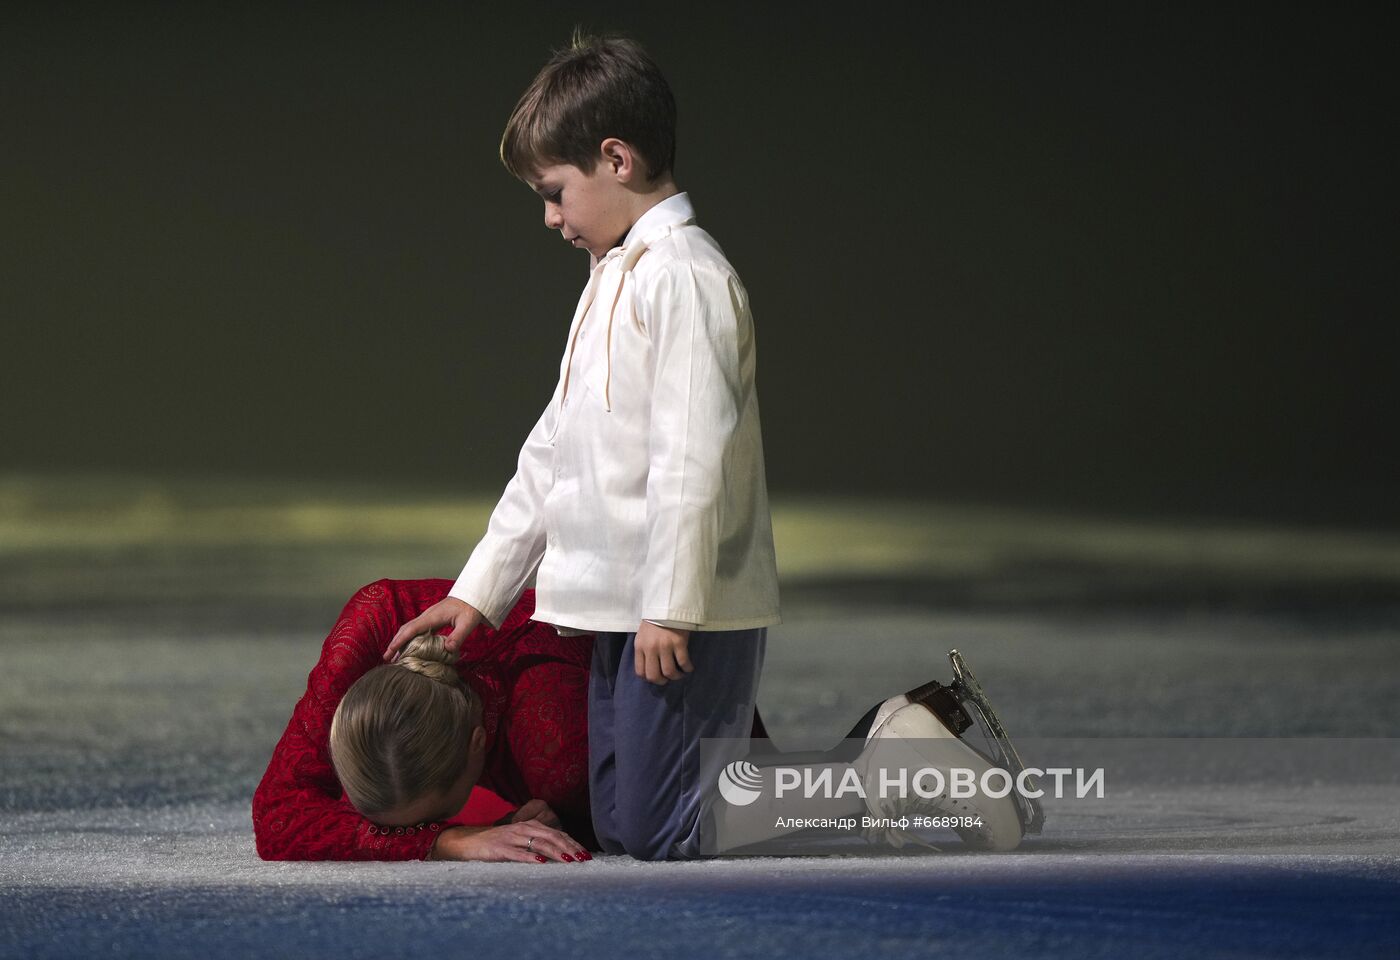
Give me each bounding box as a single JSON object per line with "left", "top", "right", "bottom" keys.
{"left": 864, "top": 676, "right": 975, "bottom": 745}
{"left": 856, "top": 701, "right": 1024, "bottom": 851}
{"left": 854, "top": 650, "right": 1043, "bottom": 851}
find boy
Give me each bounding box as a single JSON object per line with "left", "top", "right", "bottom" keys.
{"left": 386, "top": 33, "right": 780, "bottom": 860}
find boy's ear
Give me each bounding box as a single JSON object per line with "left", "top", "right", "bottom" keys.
{"left": 599, "top": 137, "right": 637, "bottom": 181}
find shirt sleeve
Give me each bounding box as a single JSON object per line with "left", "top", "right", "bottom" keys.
{"left": 450, "top": 393, "right": 560, "bottom": 628}
{"left": 639, "top": 260, "right": 751, "bottom": 624}
{"left": 251, "top": 581, "right": 442, "bottom": 861}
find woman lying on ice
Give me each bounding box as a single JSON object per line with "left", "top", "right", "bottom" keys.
{"left": 252, "top": 579, "right": 1035, "bottom": 862}
{"left": 252, "top": 579, "right": 594, "bottom": 862}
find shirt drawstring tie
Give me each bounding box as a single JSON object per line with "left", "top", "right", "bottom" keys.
{"left": 558, "top": 239, "right": 652, "bottom": 416}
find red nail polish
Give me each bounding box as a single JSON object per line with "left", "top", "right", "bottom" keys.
{"left": 561, "top": 854, "right": 574, "bottom": 862}
{"left": 534, "top": 855, "right": 547, "bottom": 863}
{"left": 579, "top": 852, "right": 592, "bottom": 861}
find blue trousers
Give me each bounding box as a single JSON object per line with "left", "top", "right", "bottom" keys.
{"left": 588, "top": 627, "right": 766, "bottom": 860}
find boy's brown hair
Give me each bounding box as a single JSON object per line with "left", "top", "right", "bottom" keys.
{"left": 501, "top": 31, "right": 677, "bottom": 182}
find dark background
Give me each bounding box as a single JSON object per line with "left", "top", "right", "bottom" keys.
{"left": 3, "top": 2, "right": 1396, "bottom": 525}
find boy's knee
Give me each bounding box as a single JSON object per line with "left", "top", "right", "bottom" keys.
{"left": 610, "top": 799, "right": 696, "bottom": 860}
{"left": 612, "top": 821, "right": 677, "bottom": 861}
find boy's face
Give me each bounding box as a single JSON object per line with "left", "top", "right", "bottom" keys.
{"left": 528, "top": 160, "right": 633, "bottom": 260}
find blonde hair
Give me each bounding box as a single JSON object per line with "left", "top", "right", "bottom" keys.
{"left": 329, "top": 633, "right": 480, "bottom": 817}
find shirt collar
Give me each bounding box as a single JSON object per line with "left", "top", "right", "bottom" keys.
{"left": 593, "top": 192, "right": 695, "bottom": 271}
{"left": 623, "top": 191, "right": 694, "bottom": 247}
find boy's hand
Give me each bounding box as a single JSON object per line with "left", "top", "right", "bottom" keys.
{"left": 634, "top": 621, "right": 693, "bottom": 685}
{"left": 384, "top": 597, "right": 483, "bottom": 661}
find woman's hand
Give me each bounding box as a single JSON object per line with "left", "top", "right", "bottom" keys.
{"left": 385, "top": 597, "right": 483, "bottom": 661}
{"left": 428, "top": 820, "right": 591, "bottom": 863}
{"left": 509, "top": 798, "right": 563, "bottom": 829}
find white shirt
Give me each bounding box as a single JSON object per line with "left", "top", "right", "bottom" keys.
{"left": 450, "top": 193, "right": 781, "bottom": 634}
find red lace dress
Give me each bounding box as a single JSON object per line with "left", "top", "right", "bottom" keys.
{"left": 252, "top": 579, "right": 592, "bottom": 860}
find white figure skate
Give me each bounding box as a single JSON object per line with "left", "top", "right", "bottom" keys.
{"left": 856, "top": 649, "right": 1044, "bottom": 851}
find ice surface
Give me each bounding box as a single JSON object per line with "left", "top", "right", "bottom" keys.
{"left": 2, "top": 477, "right": 1398, "bottom": 958}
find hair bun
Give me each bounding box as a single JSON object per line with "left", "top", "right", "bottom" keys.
{"left": 395, "top": 633, "right": 461, "bottom": 686}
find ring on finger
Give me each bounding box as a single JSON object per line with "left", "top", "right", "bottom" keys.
{"left": 525, "top": 837, "right": 534, "bottom": 852}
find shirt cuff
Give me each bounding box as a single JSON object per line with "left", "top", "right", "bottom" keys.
{"left": 644, "top": 618, "right": 698, "bottom": 631}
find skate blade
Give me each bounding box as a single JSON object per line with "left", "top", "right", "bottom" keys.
{"left": 948, "top": 649, "right": 1046, "bottom": 836}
